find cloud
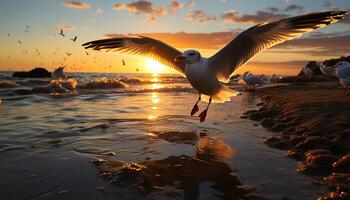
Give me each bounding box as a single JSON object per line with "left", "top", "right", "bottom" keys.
{"left": 57, "top": 23, "right": 77, "bottom": 31}
{"left": 167, "top": 0, "right": 183, "bottom": 14}
{"left": 185, "top": 0, "right": 195, "bottom": 8}
{"left": 283, "top": 4, "right": 304, "bottom": 13}
{"left": 266, "top": 7, "right": 280, "bottom": 13}
{"left": 63, "top": 1, "right": 90, "bottom": 9}
{"left": 187, "top": 10, "right": 217, "bottom": 24}
{"left": 113, "top": 1, "right": 168, "bottom": 24}
{"left": 96, "top": 6, "right": 104, "bottom": 14}
{"left": 222, "top": 10, "right": 288, "bottom": 24}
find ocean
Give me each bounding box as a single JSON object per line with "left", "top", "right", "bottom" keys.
{"left": 0, "top": 72, "right": 323, "bottom": 199}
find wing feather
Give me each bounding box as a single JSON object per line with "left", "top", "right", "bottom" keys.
{"left": 83, "top": 36, "right": 185, "bottom": 75}
{"left": 209, "top": 11, "right": 348, "bottom": 82}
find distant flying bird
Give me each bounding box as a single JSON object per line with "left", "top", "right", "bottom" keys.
{"left": 83, "top": 11, "right": 348, "bottom": 122}
{"left": 71, "top": 36, "right": 77, "bottom": 42}
{"left": 122, "top": 59, "right": 126, "bottom": 66}
{"left": 302, "top": 66, "right": 313, "bottom": 79}
{"left": 52, "top": 66, "right": 67, "bottom": 79}
{"left": 17, "top": 40, "right": 22, "bottom": 44}
{"left": 24, "top": 29, "right": 29, "bottom": 33}
{"left": 26, "top": 25, "right": 30, "bottom": 29}
{"left": 7, "top": 33, "right": 10, "bottom": 36}
{"left": 242, "top": 71, "right": 267, "bottom": 86}
{"left": 85, "top": 51, "right": 89, "bottom": 55}
{"left": 136, "top": 68, "right": 139, "bottom": 72}
{"left": 59, "top": 29, "right": 65, "bottom": 37}
{"left": 66, "top": 52, "right": 72, "bottom": 56}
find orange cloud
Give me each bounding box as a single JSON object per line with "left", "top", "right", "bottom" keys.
{"left": 58, "top": 23, "right": 77, "bottom": 31}
{"left": 222, "top": 10, "right": 288, "bottom": 24}
{"left": 187, "top": 10, "right": 217, "bottom": 24}
{"left": 114, "top": 0, "right": 167, "bottom": 23}
{"left": 63, "top": 1, "right": 90, "bottom": 10}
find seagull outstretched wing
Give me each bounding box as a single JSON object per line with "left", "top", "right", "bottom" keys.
{"left": 209, "top": 11, "right": 348, "bottom": 82}
{"left": 83, "top": 36, "right": 185, "bottom": 75}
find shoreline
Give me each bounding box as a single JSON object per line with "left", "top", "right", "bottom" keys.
{"left": 242, "top": 81, "right": 350, "bottom": 199}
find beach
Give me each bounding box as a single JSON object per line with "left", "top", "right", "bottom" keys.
{"left": 0, "top": 72, "right": 327, "bottom": 200}
{"left": 243, "top": 80, "right": 350, "bottom": 199}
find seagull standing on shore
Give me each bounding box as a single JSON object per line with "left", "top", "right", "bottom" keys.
{"left": 335, "top": 61, "right": 350, "bottom": 96}
{"left": 320, "top": 61, "right": 350, "bottom": 96}
{"left": 83, "top": 11, "right": 348, "bottom": 122}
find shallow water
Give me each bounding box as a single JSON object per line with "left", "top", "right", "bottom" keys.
{"left": 0, "top": 72, "right": 324, "bottom": 199}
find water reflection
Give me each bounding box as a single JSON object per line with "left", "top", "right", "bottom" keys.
{"left": 94, "top": 135, "right": 253, "bottom": 199}
{"left": 148, "top": 74, "right": 161, "bottom": 120}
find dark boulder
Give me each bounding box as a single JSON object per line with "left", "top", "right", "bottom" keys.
{"left": 297, "top": 61, "right": 323, "bottom": 76}
{"left": 12, "top": 67, "right": 51, "bottom": 78}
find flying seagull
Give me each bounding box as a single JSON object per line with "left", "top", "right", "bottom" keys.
{"left": 59, "top": 29, "right": 65, "bottom": 37}
{"left": 71, "top": 36, "right": 77, "bottom": 42}
{"left": 122, "top": 59, "right": 126, "bottom": 66}
{"left": 83, "top": 11, "right": 348, "bottom": 122}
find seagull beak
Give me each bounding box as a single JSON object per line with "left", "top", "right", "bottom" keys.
{"left": 174, "top": 55, "right": 185, "bottom": 62}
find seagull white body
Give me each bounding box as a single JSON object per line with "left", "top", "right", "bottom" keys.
{"left": 52, "top": 67, "right": 67, "bottom": 79}
{"left": 185, "top": 57, "right": 221, "bottom": 97}
{"left": 83, "top": 11, "right": 348, "bottom": 122}
{"left": 320, "top": 61, "right": 350, "bottom": 96}
{"left": 335, "top": 61, "right": 350, "bottom": 95}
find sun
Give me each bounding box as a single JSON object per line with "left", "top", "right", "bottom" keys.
{"left": 145, "top": 59, "right": 167, "bottom": 74}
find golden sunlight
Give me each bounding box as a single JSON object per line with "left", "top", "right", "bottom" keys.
{"left": 146, "top": 59, "right": 167, "bottom": 74}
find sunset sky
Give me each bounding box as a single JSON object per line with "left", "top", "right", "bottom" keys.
{"left": 0, "top": 0, "right": 349, "bottom": 75}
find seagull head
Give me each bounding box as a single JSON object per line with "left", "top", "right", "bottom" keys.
{"left": 174, "top": 50, "right": 201, "bottom": 64}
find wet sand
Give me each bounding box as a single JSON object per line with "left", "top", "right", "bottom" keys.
{"left": 242, "top": 81, "right": 350, "bottom": 199}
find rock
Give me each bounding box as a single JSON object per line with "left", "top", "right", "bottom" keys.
{"left": 305, "top": 149, "right": 334, "bottom": 158}
{"left": 261, "top": 118, "right": 274, "bottom": 128}
{"left": 289, "top": 135, "right": 306, "bottom": 146}
{"left": 333, "top": 154, "right": 350, "bottom": 173}
{"left": 297, "top": 61, "right": 323, "bottom": 76}
{"left": 286, "top": 148, "right": 304, "bottom": 160}
{"left": 298, "top": 154, "right": 337, "bottom": 174}
{"left": 12, "top": 67, "right": 51, "bottom": 78}
{"left": 271, "top": 123, "right": 287, "bottom": 132}
{"left": 264, "top": 137, "right": 293, "bottom": 150}
{"left": 295, "top": 136, "right": 334, "bottom": 151}
{"left": 318, "top": 191, "right": 350, "bottom": 200}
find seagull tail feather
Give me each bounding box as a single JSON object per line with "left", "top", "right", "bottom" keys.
{"left": 202, "top": 86, "right": 240, "bottom": 103}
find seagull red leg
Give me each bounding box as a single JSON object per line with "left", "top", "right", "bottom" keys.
{"left": 198, "top": 97, "right": 212, "bottom": 123}
{"left": 191, "top": 94, "right": 201, "bottom": 116}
